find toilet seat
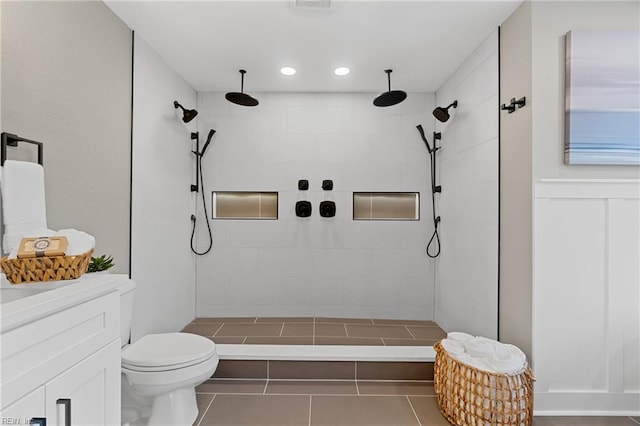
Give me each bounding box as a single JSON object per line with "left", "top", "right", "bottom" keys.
{"left": 122, "top": 332, "right": 216, "bottom": 371}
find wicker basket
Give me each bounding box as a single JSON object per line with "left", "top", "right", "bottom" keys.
{"left": 0, "top": 250, "right": 93, "bottom": 284}
{"left": 433, "top": 341, "right": 534, "bottom": 426}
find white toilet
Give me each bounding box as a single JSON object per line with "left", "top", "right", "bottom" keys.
{"left": 118, "top": 280, "right": 219, "bottom": 426}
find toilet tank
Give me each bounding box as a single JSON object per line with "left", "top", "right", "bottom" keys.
{"left": 118, "top": 279, "right": 136, "bottom": 347}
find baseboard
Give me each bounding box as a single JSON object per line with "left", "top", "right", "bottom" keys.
{"left": 534, "top": 391, "right": 640, "bottom": 416}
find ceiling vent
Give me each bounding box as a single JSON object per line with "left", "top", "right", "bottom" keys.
{"left": 294, "top": 0, "right": 331, "bottom": 9}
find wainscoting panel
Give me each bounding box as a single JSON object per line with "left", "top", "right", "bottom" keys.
{"left": 533, "top": 179, "right": 640, "bottom": 415}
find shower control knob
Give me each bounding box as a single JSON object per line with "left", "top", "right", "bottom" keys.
{"left": 298, "top": 180, "right": 309, "bottom": 190}
{"left": 322, "top": 180, "right": 333, "bottom": 190}
{"left": 319, "top": 201, "right": 336, "bottom": 218}
{"left": 295, "top": 201, "right": 312, "bottom": 218}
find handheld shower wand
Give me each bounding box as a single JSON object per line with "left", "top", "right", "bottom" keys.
{"left": 199, "top": 129, "right": 216, "bottom": 157}
{"left": 416, "top": 124, "right": 442, "bottom": 258}
{"left": 190, "top": 128, "right": 216, "bottom": 256}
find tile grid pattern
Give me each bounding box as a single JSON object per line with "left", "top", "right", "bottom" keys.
{"left": 194, "top": 379, "right": 444, "bottom": 426}
{"left": 193, "top": 379, "right": 640, "bottom": 426}
{"left": 184, "top": 317, "right": 446, "bottom": 346}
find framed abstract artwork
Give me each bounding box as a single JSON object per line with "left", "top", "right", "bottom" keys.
{"left": 565, "top": 30, "right": 640, "bottom": 165}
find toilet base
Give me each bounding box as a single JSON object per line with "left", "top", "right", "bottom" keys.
{"left": 147, "top": 387, "right": 198, "bottom": 426}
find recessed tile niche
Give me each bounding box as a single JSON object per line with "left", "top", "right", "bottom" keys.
{"left": 353, "top": 192, "right": 419, "bottom": 221}
{"left": 213, "top": 192, "right": 278, "bottom": 220}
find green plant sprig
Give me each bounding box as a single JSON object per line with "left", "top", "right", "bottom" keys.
{"left": 87, "top": 254, "right": 115, "bottom": 273}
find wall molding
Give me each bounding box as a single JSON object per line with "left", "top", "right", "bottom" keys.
{"left": 533, "top": 179, "right": 640, "bottom": 415}
{"left": 535, "top": 179, "right": 640, "bottom": 199}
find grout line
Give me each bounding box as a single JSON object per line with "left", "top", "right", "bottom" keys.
{"left": 354, "top": 361, "right": 358, "bottom": 381}
{"left": 405, "top": 325, "right": 416, "bottom": 339}
{"left": 267, "top": 359, "right": 270, "bottom": 380}
{"left": 254, "top": 317, "right": 258, "bottom": 323}
{"left": 406, "top": 395, "right": 423, "bottom": 426}
{"left": 241, "top": 336, "right": 247, "bottom": 344}
{"left": 279, "top": 323, "right": 285, "bottom": 337}
{"left": 344, "top": 323, "right": 349, "bottom": 337}
{"left": 212, "top": 323, "right": 224, "bottom": 337}
{"left": 312, "top": 317, "right": 316, "bottom": 346}
{"left": 195, "top": 393, "right": 216, "bottom": 426}
{"left": 207, "top": 378, "right": 433, "bottom": 383}
{"left": 355, "top": 379, "right": 360, "bottom": 396}
{"left": 196, "top": 391, "right": 437, "bottom": 397}
{"left": 263, "top": 378, "right": 268, "bottom": 395}
{"left": 629, "top": 417, "right": 640, "bottom": 425}
{"left": 308, "top": 395, "right": 312, "bottom": 426}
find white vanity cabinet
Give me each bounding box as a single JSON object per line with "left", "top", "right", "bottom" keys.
{"left": 1, "top": 274, "right": 127, "bottom": 425}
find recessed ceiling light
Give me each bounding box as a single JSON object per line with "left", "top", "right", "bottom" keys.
{"left": 280, "top": 66, "right": 296, "bottom": 76}
{"left": 334, "top": 67, "right": 350, "bottom": 76}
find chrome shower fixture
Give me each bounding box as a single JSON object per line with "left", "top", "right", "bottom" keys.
{"left": 432, "top": 101, "right": 458, "bottom": 123}
{"left": 373, "top": 69, "right": 407, "bottom": 107}
{"left": 174, "top": 101, "right": 198, "bottom": 123}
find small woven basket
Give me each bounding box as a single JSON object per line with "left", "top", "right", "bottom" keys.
{"left": 0, "top": 250, "right": 93, "bottom": 284}
{"left": 433, "top": 341, "right": 534, "bottom": 426}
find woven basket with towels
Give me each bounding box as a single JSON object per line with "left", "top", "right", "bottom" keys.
{"left": 433, "top": 337, "right": 534, "bottom": 426}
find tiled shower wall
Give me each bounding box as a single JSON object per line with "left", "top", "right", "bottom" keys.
{"left": 433, "top": 30, "right": 499, "bottom": 338}
{"left": 195, "top": 93, "right": 436, "bottom": 319}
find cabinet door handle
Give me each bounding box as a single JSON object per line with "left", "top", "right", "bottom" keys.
{"left": 56, "top": 398, "right": 71, "bottom": 426}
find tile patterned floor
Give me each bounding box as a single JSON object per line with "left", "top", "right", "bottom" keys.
{"left": 183, "top": 317, "right": 446, "bottom": 346}
{"left": 193, "top": 379, "right": 640, "bottom": 426}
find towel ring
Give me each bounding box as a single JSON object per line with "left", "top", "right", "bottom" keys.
{"left": 1, "top": 132, "right": 44, "bottom": 166}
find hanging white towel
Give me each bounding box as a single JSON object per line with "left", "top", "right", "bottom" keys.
{"left": 1, "top": 160, "right": 47, "bottom": 253}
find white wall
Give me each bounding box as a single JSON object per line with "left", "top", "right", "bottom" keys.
{"left": 195, "top": 92, "right": 436, "bottom": 319}
{"left": 533, "top": 180, "right": 639, "bottom": 415}
{"left": 433, "top": 30, "right": 499, "bottom": 339}
{"left": 130, "top": 34, "right": 197, "bottom": 340}
{"left": 531, "top": 1, "right": 640, "bottom": 180}
{"left": 1, "top": 1, "right": 131, "bottom": 271}
{"left": 499, "top": 1, "right": 533, "bottom": 361}
{"left": 525, "top": 1, "right": 640, "bottom": 415}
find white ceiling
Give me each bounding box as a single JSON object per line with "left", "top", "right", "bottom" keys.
{"left": 105, "top": 0, "right": 521, "bottom": 93}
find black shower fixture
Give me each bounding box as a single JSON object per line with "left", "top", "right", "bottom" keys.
{"left": 322, "top": 180, "right": 333, "bottom": 190}
{"left": 319, "top": 201, "right": 336, "bottom": 218}
{"left": 298, "top": 179, "right": 309, "bottom": 190}
{"left": 226, "top": 70, "right": 259, "bottom": 107}
{"left": 174, "top": 101, "right": 198, "bottom": 123}
{"left": 432, "top": 101, "right": 458, "bottom": 123}
{"left": 373, "top": 69, "right": 407, "bottom": 107}
{"left": 199, "top": 129, "right": 216, "bottom": 158}
{"left": 296, "top": 201, "right": 312, "bottom": 217}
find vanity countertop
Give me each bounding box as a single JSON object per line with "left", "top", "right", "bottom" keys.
{"left": 0, "top": 273, "right": 129, "bottom": 333}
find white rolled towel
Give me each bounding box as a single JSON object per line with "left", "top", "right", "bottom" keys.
{"left": 456, "top": 353, "right": 493, "bottom": 371}
{"left": 484, "top": 353, "right": 526, "bottom": 374}
{"left": 440, "top": 339, "right": 466, "bottom": 356}
{"left": 447, "top": 331, "right": 474, "bottom": 343}
{"left": 56, "top": 229, "right": 95, "bottom": 256}
{"left": 463, "top": 337, "right": 497, "bottom": 358}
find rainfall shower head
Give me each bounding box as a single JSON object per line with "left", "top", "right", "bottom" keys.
{"left": 200, "top": 129, "right": 216, "bottom": 157}
{"left": 432, "top": 101, "right": 458, "bottom": 123}
{"left": 373, "top": 69, "right": 407, "bottom": 107}
{"left": 226, "top": 70, "right": 259, "bottom": 107}
{"left": 174, "top": 101, "right": 198, "bottom": 123}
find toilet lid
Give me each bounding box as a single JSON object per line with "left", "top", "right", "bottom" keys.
{"left": 122, "top": 332, "right": 216, "bottom": 370}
